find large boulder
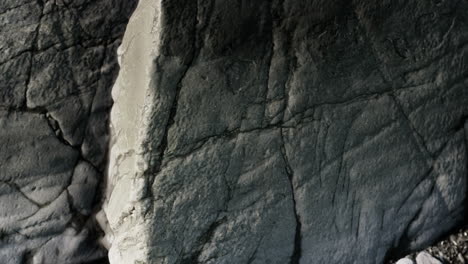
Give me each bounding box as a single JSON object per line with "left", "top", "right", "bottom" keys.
{"left": 0, "top": 0, "right": 136, "bottom": 263}
{"left": 106, "top": 0, "right": 468, "bottom": 263}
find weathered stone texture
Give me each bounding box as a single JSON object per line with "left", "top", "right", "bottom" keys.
{"left": 107, "top": 0, "right": 468, "bottom": 263}
{"left": 0, "top": 0, "right": 136, "bottom": 263}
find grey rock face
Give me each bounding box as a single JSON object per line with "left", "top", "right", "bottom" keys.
{"left": 107, "top": 0, "right": 468, "bottom": 264}
{"left": 0, "top": 0, "right": 136, "bottom": 263}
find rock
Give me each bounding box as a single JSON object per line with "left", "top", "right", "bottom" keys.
{"left": 106, "top": 0, "right": 468, "bottom": 263}
{"left": 0, "top": 0, "right": 137, "bottom": 263}
{"left": 67, "top": 161, "right": 100, "bottom": 216}
{"left": 416, "top": 252, "right": 443, "bottom": 264}
{"left": 396, "top": 258, "right": 415, "bottom": 264}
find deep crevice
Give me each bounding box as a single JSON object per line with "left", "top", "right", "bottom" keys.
{"left": 279, "top": 128, "right": 302, "bottom": 264}
{"left": 462, "top": 119, "right": 468, "bottom": 231}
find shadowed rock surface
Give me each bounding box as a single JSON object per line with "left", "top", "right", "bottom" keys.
{"left": 0, "top": 0, "right": 136, "bottom": 263}
{"left": 106, "top": 0, "right": 468, "bottom": 264}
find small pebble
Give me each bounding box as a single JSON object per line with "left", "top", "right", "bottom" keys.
{"left": 416, "top": 252, "right": 442, "bottom": 264}
{"left": 458, "top": 253, "right": 465, "bottom": 264}
{"left": 450, "top": 235, "right": 458, "bottom": 246}
{"left": 396, "top": 257, "right": 414, "bottom": 264}
{"left": 436, "top": 252, "right": 446, "bottom": 261}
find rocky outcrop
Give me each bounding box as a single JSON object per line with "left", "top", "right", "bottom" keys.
{"left": 107, "top": 0, "right": 468, "bottom": 263}
{"left": 0, "top": 0, "right": 136, "bottom": 263}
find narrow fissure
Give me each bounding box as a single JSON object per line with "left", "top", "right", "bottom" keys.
{"left": 279, "top": 128, "right": 302, "bottom": 264}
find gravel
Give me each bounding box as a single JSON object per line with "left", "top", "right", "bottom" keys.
{"left": 390, "top": 226, "right": 468, "bottom": 264}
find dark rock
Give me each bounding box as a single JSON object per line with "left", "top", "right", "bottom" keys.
{"left": 106, "top": 0, "right": 468, "bottom": 263}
